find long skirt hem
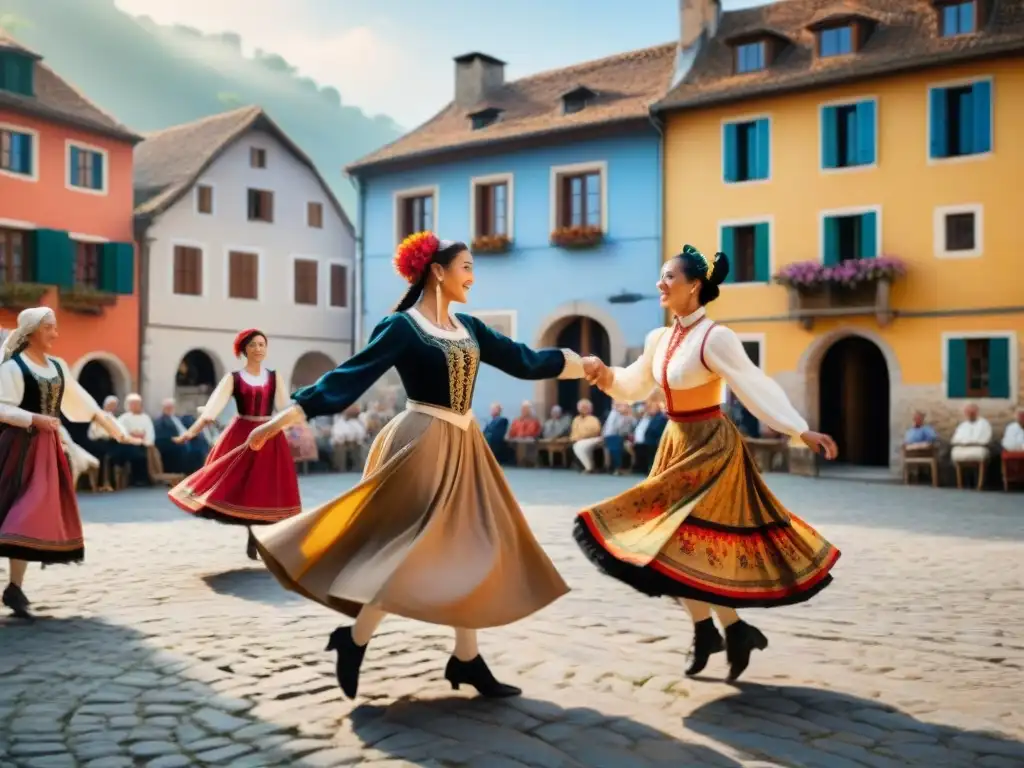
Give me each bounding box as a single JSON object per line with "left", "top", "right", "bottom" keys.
{"left": 0, "top": 542, "right": 83, "bottom": 565}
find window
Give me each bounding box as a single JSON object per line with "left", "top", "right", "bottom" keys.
{"left": 247, "top": 189, "right": 274, "bottom": 222}
{"left": 0, "top": 52, "right": 34, "bottom": 96}
{"left": 0, "top": 128, "right": 34, "bottom": 177}
{"left": 929, "top": 80, "right": 991, "bottom": 159}
{"left": 173, "top": 245, "right": 202, "bottom": 296}
{"left": 68, "top": 144, "right": 105, "bottom": 192}
{"left": 397, "top": 192, "right": 435, "bottom": 239}
{"left": 741, "top": 341, "right": 761, "bottom": 367}
{"left": 720, "top": 222, "right": 769, "bottom": 283}
{"left": 945, "top": 213, "right": 975, "bottom": 251}
{"left": 474, "top": 180, "right": 509, "bottom": 237}
{"left": 293, "top": 258, "right": 318, "bottom": 305}
{"left": 556, "top": 171, "right": 602, "bottom": 228}
{"left": 469, "top": 108, "right": 501, "bottom": 130}
{"left": 819, "top": 25, "right": 853, "bottom": 57}
{"left": 329, "top": 263, "right": 348, "bottom": 308}
{"left": 735, "top": 42, "right": 765, "bottom": 73}
{"left": 723, "top": 118, "right": 770, "bottom": 183}
{"left": 0, "top": 228, "right": 29, "bottom": 283}
{"left": 823, "top": 210, "right": 878, "bottom": 264}
{"left": 307, "top": 202, "right": 323, "bottom": 229}
{"left": 822, "top": 100, "right": 876, "bottom": 169}
{"left": 946, "top": 336, "right": 1011, "bottom": 398}
{"left": 228, "top": 251, "right": 258, "bottom": 300}
{"left": 196, "top": 185, "right": 213, "bottom": 214}
{"left": 941, "top": 2, "right": 976, "bottom": 37}
{"left": 935, "top": 205, "right": 982, "bottom": 257}
{"left": 250, "top": 147, "right": 266, "bottom": 168}
{"left": 564, "top": 96, "right": 588, "bottom": 114}
{"left": 74, "top": 242, "right": 100, "bottom": 289}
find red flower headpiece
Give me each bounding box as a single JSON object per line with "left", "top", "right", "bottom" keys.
{"left": 233, "top": 328, "right": 265, "bottom": 358}
{"left": 394, "top": 231, "right": 440, "bottom": 284}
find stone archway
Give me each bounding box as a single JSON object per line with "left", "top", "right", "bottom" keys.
{"left": 291, "top": 351, "right": 336, "bottom": 391}
{"left": 71, "top": 352, "right": 132, "bottom": 402}
{"left": 174, "top": 349, "right": 222, "bottom": 415}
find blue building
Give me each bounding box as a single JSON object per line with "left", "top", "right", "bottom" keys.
{"left": 346, "top": 45, "right": 675, "bottom": 419}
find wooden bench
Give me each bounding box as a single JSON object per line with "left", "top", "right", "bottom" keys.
{"left": 903, "top": 443, "right": 939, "bottom": 487}
{"left": 537, "top": 438, "right": 573, "bottom": 468}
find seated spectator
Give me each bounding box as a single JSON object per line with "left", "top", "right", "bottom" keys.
{"left": 950, "top": 402, "right": 992, "bottom": 463}
{"left": 570, "top": 399, "right": 603, "bottom": 473}
{"left": 85, "top": 395, "right": 120, "bottom": 491}
{"left": 156, "top": 399, "right": 203, "bottom": 474}
{"left": 483, "top": 403, "right": 511, "bottom": 464}
{"left": 331, "top": 405, "right": 368, "bottom": 471}
{"left": 285, "top": 420, "right": 319, "bottom": 465}
{"left": 361, "top": 400, "right": 394, "bottom": 432}
{"left": 116, "top": 393, "right": 154, "bottom": 486}
{"left": 311, "top": 415, "right": 334, "bottom": 464}
{"left": 727, "top": 391, "right": 759, "bottom": 437}
{"left": 601, "top": 401, "right": 636, "bottom": 475}
{"left": 1002, "top": 408, "right": 1024, "bottom": 452}
{"left": 508, "top": 402, "right": 541, "bottom": 440}
{"left": 631, "top": 397, "right": 668, "bottom": 475}
{"left": 903, "top": 410, "right": 939, "bottom": 450}
{"left": 194, "top": 405, "right": 220, "bottom": 457}
{"left": 541, "top": 405, "right": 571, "bottom": 440}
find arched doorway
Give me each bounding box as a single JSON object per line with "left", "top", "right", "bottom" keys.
{"left": 291, "top": 352, "right": 336, "bottom": 390}
{"left": 175, "top": 349, "right": 219, "bottom": 415}
{"left": 556, "top": 316, "right": 611, "bottom": 418}
{"left": 819, "top": 336, "right": 890, "bottom": 466}
{"left": 78, "top": 360, "right": 116, "bottom": 404}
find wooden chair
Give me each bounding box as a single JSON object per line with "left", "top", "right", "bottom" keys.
{"left": 510, "top": 439, "right": 538, "bottom": 468}
{"left": 954, "top": 456, "right": 986, "bottom": 491}
{"left": 903, "top": 443, "right": 939, "bottom": 487}
{"left": 537, "top": 438, "right": 573, "bottom": 468}
{"left": 1002, "top": 451, "right": 1024, "bottom": 492}
{"left": 147, "top": 445, "right": 185, "bottom": 487}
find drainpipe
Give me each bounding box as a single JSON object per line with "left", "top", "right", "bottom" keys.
{"left": 648, "top": 110, "right": 668, "bottom": 330}
{"left": 355, "top": 175, "right": 367, "bottom": 351}
{"left": 133, "top": 216, "right": 150, "bottom": 402}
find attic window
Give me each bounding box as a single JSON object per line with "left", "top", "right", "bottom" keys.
{"left": 819, "top": 25, "right": 854, "bottom": 57}
{"left": 939, "top": 1, "right": 977, "bottom": 37}
{"left": 735, "top": 41, "right": 766, "bottom": 73}
{"left": 561, "top": 86, "right": 597, "bottom": 115}
{"left": 0, "top": 52, "right": 34, "bottom": 97}
{"left": 469, "top": 108, "right": 502, "bottom": 130}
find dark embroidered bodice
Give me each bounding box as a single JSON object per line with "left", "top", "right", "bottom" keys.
{"left": 232, "top": 370, "right": 276, "bottom": 418}
{"left": 293, "top": 311, "right": 568, "bottom": 420}
{"left": 14, "top": 354, "right": 65, "bottom": 417}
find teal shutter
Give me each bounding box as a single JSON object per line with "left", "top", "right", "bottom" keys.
{"left": 31, "top": 229, "right": 75, "bottom": 287}
{"left": 929, "top": 87, "right": 948, "bottom": 158}
{"left": 723, "top": 123, "right": 738, "bottom": 182}
{"left": 987, "top": 337, "right": 1010, "bottom": 398}
{"left": 18, "top": 56, "right": 33, "bottom": 96}
{"left": 754, "top": 119, "right": 770, "bottom": 179}
{"left": 753, "top": 222, "right": 770, "bottom": 282}
{"left": 946, "top": 338, "right": 967, "bottom": 398}
{"left": 720, "top": 226, "right": 736, "bottom": 283}
{"left": 859, "top": 211, "right": 878, "bottom": 258}
{"left": 111, "top": 242, "right": 135, "bottom": 294}
{"left": 22, "top": 133, "right": 32, "bottom": 175}
{"left": 957, "top": 89, "right": 973, "bottom": 156}
{"left": 823, "top": 217, "right": 840, "bottom": 265}
{"left": 822, "top": 106, "right": 839, "bottom": 168}
{"left": 970, "top": 80, "right": 992, "bottom": 154}
{"left": 91, "top": 152, "right": 104, "bottom": 191}
{"left": 856, "top": 100, "right": 877, "bottom": 165}
{"left": 69, "top": 146, "right": 80, "bottom": 186}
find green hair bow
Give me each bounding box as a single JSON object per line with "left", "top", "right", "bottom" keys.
{"left": 682, "top": 244, "right": 717, "bottom": 280}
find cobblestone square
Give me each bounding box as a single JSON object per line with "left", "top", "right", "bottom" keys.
{"left": 2, "top": 471, "right": 1022, "bottom": 767}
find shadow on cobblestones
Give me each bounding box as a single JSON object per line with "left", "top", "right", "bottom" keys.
{"left": 685, "top": 683, "right": 1024, "bottom": 767}
{"left": 201, "top": 568, "right": 304, "bottom": 605}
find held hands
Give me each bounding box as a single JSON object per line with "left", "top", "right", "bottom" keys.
{"left": 800, "top": 431, "right": 838, "bottom": 460}
{"left": 172, "top": 431, "right": 193, "bottom": 445}
{"left": 30, "top": 414, "right": 60, "bottom": 432}
{"left": 582, "top": 356, "right": 612, "bottom": 390}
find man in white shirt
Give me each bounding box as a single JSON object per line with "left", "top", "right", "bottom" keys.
{"left": 331, "top": 405, "right": 368, "bottom": 471}
{"left": 1002, "top": 409, "right": 1024, "bottom": 452}
{"left": 87, "top": 395, "right": 119, "bottom": 442}
{"left": 950, "top": 403, "right": 993, "bottom": 463}
{"left": 116, "top": 393, "right": 155, "bottom": 485}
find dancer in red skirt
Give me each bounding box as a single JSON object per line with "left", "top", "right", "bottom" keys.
{"left": 1, "top": 307, "right": 138, "bottom": 619}
{"left": 169, "top": 329, "right": 301, "bottom": 560}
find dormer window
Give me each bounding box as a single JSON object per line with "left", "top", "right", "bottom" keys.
{"left": 819, "top": 25, "right": 854, "bottom": 57}
{"left": 469, "top": 107, "right": 502, "bottom": 130}
{"left": 561, "top": 86, "right": 597, "bottom": 115}
{"left": 735, "top": 41, "right": 766, "bottom": 73}
{"left": 0, "top": 52, "right": 35, "bottom": 97}
{"left": 940, "top": 1, "right": 976, "bottom": 37}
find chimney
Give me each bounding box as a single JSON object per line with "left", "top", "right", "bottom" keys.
{"left": 453, "top": 52, "right": 506, "bottom": 108}
{"left": 679, "top": 0, "right": 721, "bottom": 51}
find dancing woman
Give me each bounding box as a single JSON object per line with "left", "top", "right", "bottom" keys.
{"left": 169, "top": 329, "right": 301, "bottom": 560}
{"left": 249, "top": 232, "right": 583, "bottom": 699}
{"left": 0, "top": 307, "right": 137, "bottom": 618}
{"left": 576, "top": 246, "right": 840, "bottom": 681}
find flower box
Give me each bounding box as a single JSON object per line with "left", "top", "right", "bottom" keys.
{"left": 0, "top": 282, "right": 49, "bottom": 310}
{"left": 773, "top": 257, "right": 906, "bottom": 329}
{"left": 551, "top": 225, "right": 603, "bottom": 250}
{"left": 59, "top": 287, "right": 118, "bottom": 316}
{"left": 471, "top": 234, "right": 512, "bottom": 254}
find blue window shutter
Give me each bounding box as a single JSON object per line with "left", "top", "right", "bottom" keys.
{"left": 31, "top": 229, "right": 75, "bottom": 287}
{"left": 92, "top": 152, "right": 104, "bottom": 190}
{"left": 859, "top": 211, "right": 878, "bottom": 258}
{"left": 723, "top": 123, "right": 738, "bottom": 182}
{"left": 929, "top": 87, "right": 948, "bottom": 159}
{"left": 22, "top": 133, "right": 32, "bottom": 175}
{"left": 957, "top": 88, "right": 974, "bottom": 155}
{"left": 946, "top": 338, "right": 967, "bottom": 398}
{"left": 971, "top": 80, "right": 992, "bottom": 154}
{"left": 720, "top": 226, "right": 736, "bottom": 283}
{"left": 856, "top": 100, "right": 877, "bottom": 165}
{"left": 69, "top": 146, "right": 80, "bottom": 186}
{"left": 754, "top": 222, "right": 770, "bottom": 282}
{"left": 755, "top": 119, "right": 770, "bottom": 179}
{"left": 987, "top": 337, "right": 1010, "bottom": 398}
{"left": 822, "top": 106, "right": 839, "bottom": 168}
{"left": 823, "top": 217, "right": 840, "bottom": 266}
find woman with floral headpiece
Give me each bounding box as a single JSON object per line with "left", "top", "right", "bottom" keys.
{"left": 247, "top": 233, "right": 585, "bottom": 701}
{"left": 0, "top": 307, "right": 138, "bottom": 619}
{"left": 576, "top": 246, "right": 841, "bottom": 682}
{"left": 169, "top": 329, "right": 301, "bottom": 560}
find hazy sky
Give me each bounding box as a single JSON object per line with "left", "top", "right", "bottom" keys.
{"left": 114, "top": 0, "right": 770, "bottom": 128}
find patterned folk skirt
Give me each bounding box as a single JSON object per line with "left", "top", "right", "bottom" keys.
{"left": 574, "top": 407, "right": 840, "bottom": 608}
{"left": 253, "top": 408, "right": 570, "bottom": 629}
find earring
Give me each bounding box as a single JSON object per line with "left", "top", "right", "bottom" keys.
{"left": 435, "top": 281, "right": 443, "bottom": 326}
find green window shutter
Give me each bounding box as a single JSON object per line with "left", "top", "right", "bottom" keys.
{"left": 100, "top": 242, "right": 135, "bottom": 294}
{"left": 859, "top": 211, "right": 878, "bottom": 258}
{"left": 18, "top": 56, "right": 33, "bottom": 96}
{"left": 754, "top": 119, "right": 770, "bottom": 180}
{"left": 723, "top": 123, "right": 738, "bottom": 182}
{"left": 856, "top": 100, "right": 877, "bottom": 165}
{"left": 69, "top": 146, "right": 80, "bottom": 187}
{"left": 754, "top": 222, "right": 770, "bottom": 282}
{"left": 91, "top": 152, "right": 104, "bottom": 191}
{"left": 987, "top": 337, "right": 1010, "bottom": 398}
{"left": 823, "top": 216, "right": 840, "bottom": 266}
{"left": 946, "top": 338, "right": 967, "bottom": 398}
{"left": 720, "top": 226, "right": 735, "bottom": 283}
{"left": 929, "top": 87, "right": 949, "bottom": 159}
{"left": 821, "top": 106, "right": 839, "bottom": 168}
{"left": 31, "top": 229, "right": 75, "bottom": 287}
{"left": 970, "top": 80, "right": 992, "bottom": 154}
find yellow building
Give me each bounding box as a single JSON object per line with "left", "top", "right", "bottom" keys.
{"left": 655, "top": 0, "right": 1024, "bottom": 471}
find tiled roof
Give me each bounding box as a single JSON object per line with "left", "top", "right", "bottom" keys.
{"left": 347, "top": 43, "right": 677, "bottom": 174}
{"left": 656, "top": 0, "right": 1024, "bottom": 112}
{"left": 0, "top": 28, "right": 140, "bottom": 143}
{"left": 133, "top": 106, "right": 353, "bottom": 233}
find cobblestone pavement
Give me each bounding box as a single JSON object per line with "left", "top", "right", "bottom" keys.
{"left": 2, "top": 471, "right": 1023, "bottom": 768}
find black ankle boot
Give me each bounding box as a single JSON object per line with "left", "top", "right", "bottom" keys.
{"left": 725, "top": 620, "right": 768, "bottom": 681}
{"left": 246, "top": 530, "right": 259, "bottom": 561}
{"left": 685, "top": 618, "right": 725, "bottom": 676}
{"left": 2, "top": 583, "right": 32, "bottom": 619}
{"left": 444, "top": 656, "right": 521, "bottom": 698}
{"left": 325, "top": 626, "right": 366, "bottom": 699}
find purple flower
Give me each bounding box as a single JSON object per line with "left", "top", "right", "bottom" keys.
{"left": 774, "top": 256, "right": 906, "bottom": 289}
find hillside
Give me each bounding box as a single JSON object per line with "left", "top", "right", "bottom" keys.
{"left": 0, "top": 0, "right": 403, "bottom": 213}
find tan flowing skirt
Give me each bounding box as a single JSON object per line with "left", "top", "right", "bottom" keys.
{"left": 574, "top": 407, "right": 840, "bottom": 608}
{"left": 253, "top": 410, "right": 569, "bottom": 629}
